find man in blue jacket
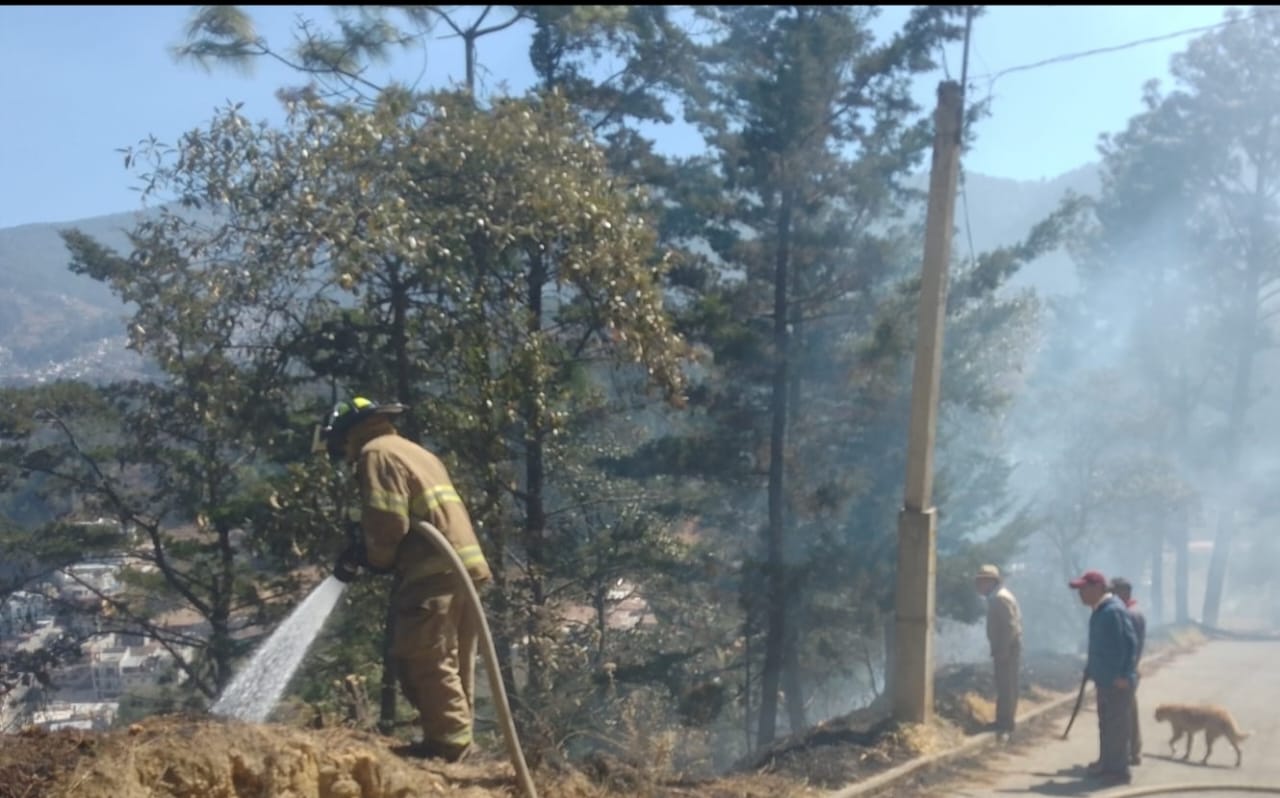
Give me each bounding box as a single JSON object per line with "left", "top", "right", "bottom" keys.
{"left": 1069, "top": 569, "right": 1138, "bottom": 785}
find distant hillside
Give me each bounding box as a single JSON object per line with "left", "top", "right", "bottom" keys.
{"left": 0, "top": 210, "right": 154, "bottom": 385}
{"left": 905, "top": 163, "right": 1099, "bottom": 297}
{"left": 0, "top": 165, "right": 1100, "bottom": 385}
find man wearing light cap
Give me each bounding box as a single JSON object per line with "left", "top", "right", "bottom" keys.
{"left": 975, "top": 564, "right": 1022, "bottom": 739}
{"left": 1069, "top": 569, "right": 1138, "bottom": 786}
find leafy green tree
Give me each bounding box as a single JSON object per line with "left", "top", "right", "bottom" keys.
{"left": 177, "top": 5, "right": 438, "bottom": 100}
{"left": 6, "top": 187, "right": 346, "bottom": 700}
{"left": 103, "top": 86, "right": 690, "bottom": 751}
{"left": 1, "top": 382, "right": 137, "bottom": 690}
{"left": 522, "top": 6, "right": 697, "bottom": 173}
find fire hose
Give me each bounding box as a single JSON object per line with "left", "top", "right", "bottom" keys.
{"left": 1105, "top": 788, "right": 1280, "bottom": 797}
{"left": 414, "top": 521, "right": 538, "bottom": 798}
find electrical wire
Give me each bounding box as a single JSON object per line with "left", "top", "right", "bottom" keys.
{"left": 945, "top": 7, "right": 1280, "bottom": 272}
{"left": 970, "top": 6, "right": 1280, "bottom": 90}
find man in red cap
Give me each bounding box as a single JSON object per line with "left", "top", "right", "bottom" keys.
{"left": 1069, "top": 569, "right": 1139, "bottom": 785}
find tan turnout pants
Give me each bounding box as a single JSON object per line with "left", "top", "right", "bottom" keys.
{"left": 391, "top": 587, "right": 478, "bottom": 749}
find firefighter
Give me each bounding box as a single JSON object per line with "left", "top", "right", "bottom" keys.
{"left": 320, "top": 396, "right": 492, "bottom": 763}
{"left": 975, "top": 564, "right": 1022, "bottom": 740}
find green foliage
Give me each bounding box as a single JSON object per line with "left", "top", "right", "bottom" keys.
{"left": 86, "top": 75, "right": 694, "bottom": 750}
{"left": 616, "top": 4, "right": 1050, "bottom": 747}
{"left": 2, "top": 4, "right": 1139, "bottom": 773}
{"left": 175, "top": 5, "right": 422, "bottom": 95}
{"left": 114, "top": 678, "right": 207, "bottom": 727}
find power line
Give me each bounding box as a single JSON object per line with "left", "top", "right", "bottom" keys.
{"left": 949, "top": 6, "right": 1280, "bottom": 272}
{"left": 970, "top": 6, "right": 1280, "bottom": 90}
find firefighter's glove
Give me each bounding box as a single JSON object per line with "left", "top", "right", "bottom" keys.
{"left": 333, "top": 542, "right": 364, "bottom": 584}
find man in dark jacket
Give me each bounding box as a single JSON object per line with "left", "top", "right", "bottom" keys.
{"left": 1069, "top": 570, "right": 1138, "bottom": 786}
{"left": 1111, "top": 577, "right": 1146, "bottom": 765}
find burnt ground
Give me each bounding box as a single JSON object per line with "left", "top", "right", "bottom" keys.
{"left": 731, "top": 650, "right": 1086, "bottom": 791}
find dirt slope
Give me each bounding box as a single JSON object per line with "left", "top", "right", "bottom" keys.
{"left": 1, "top": 647, "right": 1157, "bottom": 798}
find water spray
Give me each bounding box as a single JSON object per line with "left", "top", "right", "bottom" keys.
{"left": 211, "top": 522, "right": 536, "bottom": 797}
{"left": 211, "top": 575, "right": 349, "bottom": 722}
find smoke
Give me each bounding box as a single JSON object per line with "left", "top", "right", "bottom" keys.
{"left": 1000, "top": 165, "right": 1280, "bottom": 641}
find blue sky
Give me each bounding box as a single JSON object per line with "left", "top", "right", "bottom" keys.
{"left": 0, "top": 5, "right": 1234, "bottom": 228}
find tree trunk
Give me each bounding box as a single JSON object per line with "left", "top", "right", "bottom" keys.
{"left": 523, "top": 251, "right": 550, "bottom": 696}
{"left": 212, "top": 501, "right": 235, "bottom": 693}
{"left": 382, "top": 261, "right": 412, "bottom": 729}
{"left": 880, "top": 613, "right": 894, "bottom": 707}
{"left": 743, "top": 612, "right": 754, "bottom": 757}
{"left": 758, "top": 190, "right": 793, "bottom": 747}
{"left": 388, "top": 262, "right": 417, "bottom": 438}
{"left": 1202, "top": 208, "right": 1262, "bottom": 627}
{"left": 782, "top": 283, "right": 807, "bottom": 737}
{"left": 594, "top": 585, "right": 608, "bottom": 663}
{"left": 782, "top": 629, "right": 807, "bottom": 734}
{"left": 1175, "top": 512, "right": 1190, "bottom": 623}
{"left": 465, "top": 34, "right": 476, "bottom": 96}
{"left": 1202, "top": 511, "right": 1235, "bottom": 628}
{"left": 379, "top": 599, "right": 398, "bottom": 730}
{"left": 1150, "top": 527, "right": 1164, "bottom": 626}
{"left": 487, "top": 576, "right": 521, "bottom": 702}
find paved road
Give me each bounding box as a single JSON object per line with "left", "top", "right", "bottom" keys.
{"left": 909, "top": 640, "right": 1280, "bottom": 797}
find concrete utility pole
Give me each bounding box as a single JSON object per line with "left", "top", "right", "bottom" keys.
{"left": 892, "top": 80, "right": 964, "bottom": 725}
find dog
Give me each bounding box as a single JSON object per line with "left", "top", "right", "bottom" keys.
{"left": 1153, "top": 703, "right": 1250, "bottom": 767}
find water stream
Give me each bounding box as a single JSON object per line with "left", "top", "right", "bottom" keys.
{"left": 210, "top": 575, "right": 347, "bottom": 722}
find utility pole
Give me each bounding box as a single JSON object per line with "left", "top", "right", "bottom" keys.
{"left": 892, "top": 80, "right": 963, "bottom": 725}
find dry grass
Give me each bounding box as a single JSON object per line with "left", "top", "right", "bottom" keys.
{"left": 0, "top": 649, "right": 1127, "bottom": 798}
{"left": 892, "top": 720, "right": 964, "bottom": 757}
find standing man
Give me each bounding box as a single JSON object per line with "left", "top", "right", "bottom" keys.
{"left": 321, "top": 397, "right": 492, "bottom": 763}
{"left": 1110, "top": 577, "right": 1146, "bottom": 766}
{"left": 975, "top": 564, "right": 1022, "bottom": 740}
{"left": 1069, "top": 570, "right": 1138, "bottom": 786}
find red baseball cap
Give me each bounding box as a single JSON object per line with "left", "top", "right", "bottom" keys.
{"left": 1068, "top": 570, "right": 1107, "bottom": 589}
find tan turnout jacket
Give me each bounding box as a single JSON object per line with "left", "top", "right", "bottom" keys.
{"left": 350, "top": 421, "right": 491, "bottom": 603}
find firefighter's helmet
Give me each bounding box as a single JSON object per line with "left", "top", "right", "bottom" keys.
{"left": 316, "top": 396, "right": 405, "bottom": 461}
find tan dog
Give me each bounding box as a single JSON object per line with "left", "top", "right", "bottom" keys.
{"left": 1153, "top": 703, "right": 1251, "bottom": 767}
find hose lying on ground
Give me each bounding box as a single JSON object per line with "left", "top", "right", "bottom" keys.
{"left": 1105, "top": 786, "right": 1280, "bottom": 797}
{"left": 416, "top": 521, "right": 538, "bottom": 798}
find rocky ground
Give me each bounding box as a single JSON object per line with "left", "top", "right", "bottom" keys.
{"left": 0, "top": 643, "right": 1196, "bottom": 798}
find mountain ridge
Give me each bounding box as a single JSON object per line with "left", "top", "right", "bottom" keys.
{"left": 0, "top": 165, "right": 1099, "bottom": 385}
